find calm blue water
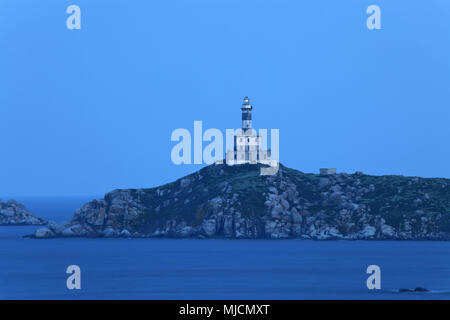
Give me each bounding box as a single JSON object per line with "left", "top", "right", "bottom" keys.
{"left": 1, "top": 197, "right": 450, "bottom": 300}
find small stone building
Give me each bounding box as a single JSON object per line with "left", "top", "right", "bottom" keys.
{"left": 320, "top": 168, "right": 336, "bottom": 175}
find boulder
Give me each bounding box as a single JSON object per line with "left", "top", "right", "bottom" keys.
{"left": 102, "top": 227, "right": 117, "bottom": 237}
{"left": 120, "top": 229, "right": 131, "bottom": 237}
{"left": 202, "top": 219, "right": 216, "bottom": 236}
{"left": 35, "top": 227, "right": 54, "bottom": 239}
{"left": 179, "top": 226, "right": 193, "bottom": 237}
{"left": 359, "top": 225, "right": 376, "bottom": 238}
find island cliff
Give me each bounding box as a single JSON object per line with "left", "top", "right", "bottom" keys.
{"left": 35, "top": 163, "right": 450, "bottom": 240}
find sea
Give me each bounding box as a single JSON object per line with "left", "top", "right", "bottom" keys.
{"left": 1, "top": 196, "right": 450, "bottom": 300}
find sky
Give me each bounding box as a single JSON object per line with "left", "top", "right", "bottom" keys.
{"left": 0, "top": 0, "right": 449, "bottom": 197}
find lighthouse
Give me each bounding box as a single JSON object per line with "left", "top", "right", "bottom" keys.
{"left": 241, "top": 96, "right": 253, "bottom": 131}
{"left": 225, "top": 96, "right": 271, "bottom": 165}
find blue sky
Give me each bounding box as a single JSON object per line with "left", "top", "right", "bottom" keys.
{"left": 1, "top": 0, "right": 449, "bottom": 197}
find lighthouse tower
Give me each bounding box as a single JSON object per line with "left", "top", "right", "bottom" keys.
{"left": 225, "top": 96, "right": 271, "bottom": 165}
{"left": 241, "top": 96, "right": 253, "bottom": 131}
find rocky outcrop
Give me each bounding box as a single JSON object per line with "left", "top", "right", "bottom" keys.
{"left": 0, "top": 200, "right": 45, "bottom": 225}
{"left": 35, "top": 163, "right": 450, "bottom": 240}
{"left": 399, "top": 287, "right": 429, "bottom": 293}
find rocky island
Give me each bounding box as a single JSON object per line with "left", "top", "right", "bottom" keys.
{"left": 33, "top": 163, "right": 450, "bottom": 240}
{"left": 1, "top": 199, "right": 46, "bottom": 225}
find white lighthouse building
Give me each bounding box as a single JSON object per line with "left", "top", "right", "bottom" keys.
{"left": 226, "top": 96, "right": 271, "bottom": 165}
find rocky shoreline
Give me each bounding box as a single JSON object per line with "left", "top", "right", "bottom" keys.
{"left": 0, "top": 200, "right": 46, "bottom": 226}
{"left": 33, "top": 163, "right": 450, "bottom": 240}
